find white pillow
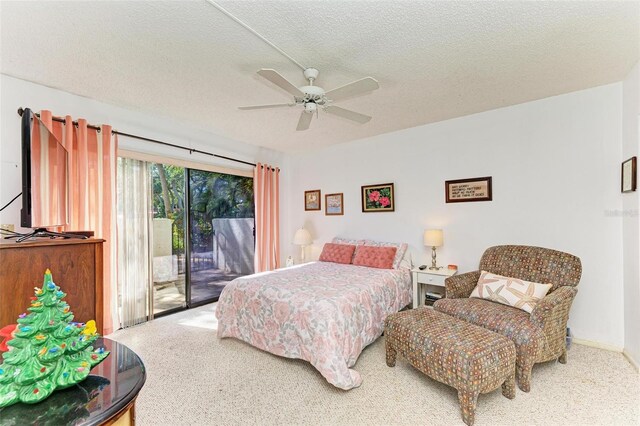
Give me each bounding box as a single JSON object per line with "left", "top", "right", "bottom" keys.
{"left": 363, "top": 240, "right": 408, "bottom": 270}
{"left": 398, "top": 250, "right": 413, "bottom": 270}
{"left": 332, "top": 237, "right": 365, "bottom": 246}
{"left": 470, "top": 271, "right": 552, "bottom": 313}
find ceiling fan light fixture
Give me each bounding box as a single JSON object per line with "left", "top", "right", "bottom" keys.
{"left": 239, "top": 67, "right": 379, "bottom": 131}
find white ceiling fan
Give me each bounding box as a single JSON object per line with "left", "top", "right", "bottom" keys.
{"left": 239, "top": 68, "right": 379, "bottom": 131}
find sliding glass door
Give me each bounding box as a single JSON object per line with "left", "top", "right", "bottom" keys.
{"left": 118, "top": 158, "right": 255, "bottom": 322}
{"left": 188, "top": 169, "right": 255, "bottom": 306}
{"left": 150, "top": 163, "right": 187, "bottom": 315}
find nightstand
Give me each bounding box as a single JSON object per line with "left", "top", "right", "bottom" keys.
{"left": 412, "top": 267, "right": 457, "bottom": 308}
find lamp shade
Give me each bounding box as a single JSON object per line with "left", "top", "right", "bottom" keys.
{"left": 293, "top": 228, "right": 312, "bottom": 245}
{"left": 424, "top": 229, "right": 443, "bottom": 247}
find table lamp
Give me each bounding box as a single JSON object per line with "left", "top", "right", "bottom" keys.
{"left": 293, "top": 227, "right": 312, "bottom": 262}
{"left": 424, "top": 229, "right": 443, "bottom": 270}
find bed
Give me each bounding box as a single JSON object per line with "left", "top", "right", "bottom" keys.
{"left": 215, "top": 260, "right": 412, "bottom": 390}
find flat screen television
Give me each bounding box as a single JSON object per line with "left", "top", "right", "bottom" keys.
{"left": 20, "top": 108, "right": 69, "bottom": 229}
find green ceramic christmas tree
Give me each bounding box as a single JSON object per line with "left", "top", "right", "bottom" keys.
{"left": 0, "top": 269, "right": 109, "bottom": 408}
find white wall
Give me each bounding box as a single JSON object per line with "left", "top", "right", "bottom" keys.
{"left": 622, "top": 62, "right": 640, "bottom": 367}
{"left": 285, "top": 84, "right": 624, "bottom": 348}
{"left": 0, "top": 74, "right": 285, "bottom": 232}
{"left": 2, "top": 74, "right": 630, "bottom": 351}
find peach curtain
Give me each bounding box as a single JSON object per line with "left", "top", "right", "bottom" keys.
{"left": 254, "top": 163, "right": 280, "bottom": 272}
{"left": 39, "top": 111, "right": 118, "bottom": 334}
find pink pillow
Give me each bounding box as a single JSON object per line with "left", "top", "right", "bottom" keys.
{"left": 352, "top": 246, "right": 397, "bottom": 269}
{"left": 363, "top": 240, "right": 408, "bottom": 269}
{"left": 332, "top": 237, "right": 365, "bottom": 262}
{"left": 319, "top": 243, "right": 356, "bottom": 264}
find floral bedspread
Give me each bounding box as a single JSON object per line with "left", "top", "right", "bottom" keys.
{"left": 215, "top": 261, "right": 412, "bottom": 390}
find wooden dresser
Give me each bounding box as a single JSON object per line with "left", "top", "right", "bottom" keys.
{"left": 0, "top": 238, "right": 104, "bottom": 333}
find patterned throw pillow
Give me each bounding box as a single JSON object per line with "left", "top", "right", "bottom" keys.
{"left": 363, "top": 240, "right": 408, "bottom": 269}
{"left": 332, "top": 237, "right": 365, "bottom": 262}
{"left": 470, "top": 270, "right": 553, "bottom": 313}
{"left": 319, "top": 243, "right": 356, "bottom": 264}
{"left": 352, "top": 246, "right": 397, "bottom": 269}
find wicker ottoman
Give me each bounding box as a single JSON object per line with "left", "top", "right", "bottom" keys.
{"left": 385, "top": 308, "right": 516, "bottom": 426}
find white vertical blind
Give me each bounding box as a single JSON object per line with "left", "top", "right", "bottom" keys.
{"left": 116, "top": 158, "right": 151, "bottom": 328}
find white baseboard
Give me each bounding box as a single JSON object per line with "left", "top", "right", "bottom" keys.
{"left": 623, "top": 349, "right": 640, "bottom": 373}
{"left": 572, "top": 338, "right": 623, "bottom": 353}
{"left": 572, "top": 338, "right": 639, "bottom": 372}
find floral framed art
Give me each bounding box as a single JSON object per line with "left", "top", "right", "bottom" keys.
{"left": 361, "top": 183, "right": 394, "bottom": 212}
{"left": 304, "top": 189, "right": 321, "bottom": 211}
{"left": 325, "top": 193, "right": 344, "bottom": 216}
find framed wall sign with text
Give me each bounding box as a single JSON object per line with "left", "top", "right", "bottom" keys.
{"left": 445, "top": 176, "right": 493, "bottom": 203}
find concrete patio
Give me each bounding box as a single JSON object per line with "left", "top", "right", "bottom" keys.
{"left": 153, "top": 268, "right": 244, "bottom": 314}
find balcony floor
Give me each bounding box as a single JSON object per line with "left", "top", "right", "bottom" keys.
{"left": 153, "top": 268, "right": 244, "bottom": 315}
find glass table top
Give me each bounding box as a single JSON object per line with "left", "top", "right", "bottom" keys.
{"left": 0, "top": 338, "right": 146, "bottom": 426}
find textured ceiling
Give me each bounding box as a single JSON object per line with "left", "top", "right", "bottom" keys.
{"left": 1, "top": 1, "right": 638, "bottom": 153}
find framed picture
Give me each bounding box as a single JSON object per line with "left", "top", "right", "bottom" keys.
{"left": 445, "top": 176, "right": 493, "bottom": 203}
{"left": 622, "top": 156, "right": 637, "bottom": 193}
{"left": 361, "top": 183, "right": 394, "bottom": 212}
{"left": 325, "top": 193, "right": 344, "bottom": 216}
{"left": 304, "top": 189, "right": 321, "bottom": 211}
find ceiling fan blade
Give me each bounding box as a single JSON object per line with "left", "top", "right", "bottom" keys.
{"left": 238, "top": 103, "right": 294, "bottom": 110}
{"left": 257, "top": 69, "right": 305, "bottom": 98}
{"left": 324, "top": 105, "right": 372, "bottom": 124}
{"left": 324, "top": 77, "right": 379, "bottom": 101}
{"left": 296, "top": 111, "right": 313, "bottom": 131}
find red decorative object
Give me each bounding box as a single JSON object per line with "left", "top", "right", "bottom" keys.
{"left": 0, "top": 324, "right": 17, "bottom": 353}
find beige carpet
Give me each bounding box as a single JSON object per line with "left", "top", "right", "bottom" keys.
{"left": 108, "top": 304, "right": 639, "bottom": 426}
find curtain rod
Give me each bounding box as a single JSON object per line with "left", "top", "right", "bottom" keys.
{"left": 17, "top": 107, "right": 279, "bottom": 170}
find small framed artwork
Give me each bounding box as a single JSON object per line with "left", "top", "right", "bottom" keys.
{"left": 445, "top": 176, "right": 493, "bottom": 203}
{"left": 304, "top": 189, "right": 321, "bottom": 211}
{"left": 622, "top": 156, "right": 637, "bottom": 193}
{"left": 325, "top": 193, "right": 344, "bottom": 216}
{"left": 361, "top": 183, "right": 394, "bottom": 212}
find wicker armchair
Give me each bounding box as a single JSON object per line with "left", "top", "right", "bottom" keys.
{"left": 433, "top": 245, "right": 582, "bottom": 392}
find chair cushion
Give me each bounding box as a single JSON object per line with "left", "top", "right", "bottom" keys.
{"left": 433, "top": 298, "right": 545, "bottom": 359}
